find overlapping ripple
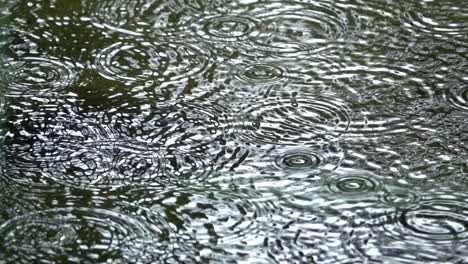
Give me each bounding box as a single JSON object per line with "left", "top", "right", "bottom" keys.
{"left": 235, "top": 91, "right": 351, "bottom": 145}
{"left": 239, "top": 0, "right": 360, "bottom": 56}
{"left": 93, "top": 40, "right": 211, "bottom": 85}
{"left": 146, "top": 101, "right": 233, "bottom": 149}
{"left": 136, "top": 186, "right": 276, "bottom": 262}
{"left": 85, "top": 0, "right": 186, "bottom": 37}
{"left": 192, "top": 15, "right": 274, "bottom": 43}
{"left": 401, "top": 0, "right": 468, "bottom": 39}
{"left": 1, "top": 57, "right": 78, "bottom": 92}
{"left": 0, "top": 205, "right": 172, "bottom": 263}
{"left": 361, "top": 188, "right": 468, "bottom": 263}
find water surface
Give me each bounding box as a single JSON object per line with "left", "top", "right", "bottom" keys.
{"left": 0, "top": 0, "right": 467, "bottom": 263}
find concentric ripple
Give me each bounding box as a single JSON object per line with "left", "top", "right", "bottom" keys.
{"left": 232, "top": 63, "right": 287, "bottom": 84}
{"left": 94, "top": 41, "right": 210, "bottom": 85}
{"left": 379, "top": 187, "right": 422, "bottom": 209}
{"left": 240, "top": 0, "right": 359, "bottom": 56}
{"left": 326, "top": 173, "right": 383, "bottom": 195}
{"left": 347, "top": 188, "right": 468, "bottom": 263}
{"left": 275, "top": 150, "right": 322, "bottom": 171}
{"left": 236, "top": 92, "right": 351, "bottom": 145}
{"left": 86, "top": 0, "right": 189, "bottom": 37}
{"left": 1, "top": 57, "right": 78, "bottom": 91}
{"left": 193, "top": 15, "right": 273, "bottom": 42}
{"left": 400, "top": 200, "right": 468, "bottom": 242}
{"left": 402, "top": 0, "right": 468, "bottom": 38}
{"left": 0, "top": 206, "right": 171, "bottom": 263}
{"left": 442, "top": 85, "right": 468, "bottom": 111}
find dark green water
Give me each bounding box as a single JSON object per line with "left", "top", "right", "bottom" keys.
{"left": 0, "top": 0, "right": 467, "bottom": 263}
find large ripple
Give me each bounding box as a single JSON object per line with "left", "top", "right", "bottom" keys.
{"left": 85, "top": 0, "right": 188, "bottom": 37}
{"left": 401, "top": 0, "right": 468, "bottom": 39}
{"left": 0, "top": 205, "right": 173, "bottom": 263}
{"left": 1, "top": 57, "right": 78, "bottom": 92}
{"left": 358, "top": 188, "right": 468, "bottom": 263}
{"left": 93, "top": 40, "right": 211, "bottom": 85}
{"left": 240, "top": 0, "right": 360, "bottom": 56}
{"left": 235, "top": 91, "right": 351, "bottom": 145}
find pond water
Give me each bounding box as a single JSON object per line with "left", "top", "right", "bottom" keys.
{"left": 0, "top": 0, "right": 467, "bottom": 263}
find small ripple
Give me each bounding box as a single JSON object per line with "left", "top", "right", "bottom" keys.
{"left": 269, "top": 144, "right": 343, "bottom": 176}
{"left": 235, "top": 91, "right": 351, "bottom": 145}
{"left": 233, "top": 63, "right": 287, "bottom": 84}
{"left": 1, "top": 57, "right": 78, "bottom": 92}
{"left": 275, "top": 150, "right": 322, "bottom": 171}
{"left": 0, "top": 205, "right": 171, "bottom": 263}
{"left": 93, "top": 41, "right": 211, "bottom": 85}
{"left": 442, "top": 85, "right": 468, "bottom": 111}
{"left": 379, "top": 186, "right": 422, "bottom": 209}
{"left": 325, "top": 173, "right": 383, "bottom": 195}
{"left": 193, "top": 15, "right": 273, "bottom": 43}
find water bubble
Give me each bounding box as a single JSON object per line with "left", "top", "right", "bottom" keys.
{"left": 0, "top": 206, "right": 171, "bottom": 263}
{"left": 1, "top": 57, "right": 78, "bottom": 92}
{"left": 94, "top": 41, "right": 211, "bottom": 85}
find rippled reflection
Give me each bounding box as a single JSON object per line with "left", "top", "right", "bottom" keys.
{"left": 0, "top": 0, "right": 467, "bottom": 262}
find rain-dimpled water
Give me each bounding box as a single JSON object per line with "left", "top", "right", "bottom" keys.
{"left": 0, "top": 0, "right": 467, "bottom": 263}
